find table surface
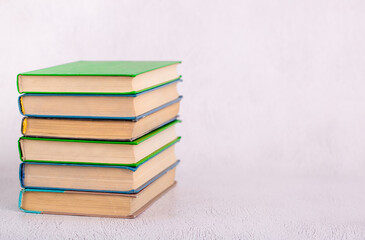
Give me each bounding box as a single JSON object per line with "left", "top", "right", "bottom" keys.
{"left": 1, "top": 162, "right": 365, "bottom": 240}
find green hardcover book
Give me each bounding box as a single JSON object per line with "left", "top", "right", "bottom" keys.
{"left": 17, "top": 60, "right": 181, "bottom": 94}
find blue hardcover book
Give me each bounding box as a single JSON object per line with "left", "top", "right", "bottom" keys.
{"left": 19, "top": 79, "right": 182, "bottom": 120}
{"left": 19, "top": 161, "right": 179, "bottom": 218}
{"left": 21, "top": 97, "right": 182, "bottom": 141}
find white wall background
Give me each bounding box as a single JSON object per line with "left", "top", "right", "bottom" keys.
{"left": 2, "top": 0, "right": 365, "bottom": 177}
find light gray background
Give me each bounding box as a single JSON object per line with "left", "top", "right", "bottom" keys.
{"left": 1, "top": 0, "right": 365, "bottom": 239}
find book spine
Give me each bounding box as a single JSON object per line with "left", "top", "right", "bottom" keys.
{"left": 19, "top": 163, "right": 25, "bottom": 188}
{"left": 18, "top": 189, "right": 64, "bottom": 214}
{"left": 16, "top": 74, "right": 22, "bottom": 94}
{"left": 21, "top": 117, "right": 27, "bottom": 135}
{"left": 18, "top": 96, "right": 25, "bottom": 115}
{"left": 17, "top": 138, "right": 24, "bottom": 162}
{"left": 18, "top": 189, "right": 41, "bottom": 214}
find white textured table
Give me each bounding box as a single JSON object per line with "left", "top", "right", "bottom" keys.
{"left": 1, "top": 162, "right": 365, "bottom": 240}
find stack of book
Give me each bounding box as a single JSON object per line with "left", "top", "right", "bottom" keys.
{"left": 17, "top": 61, "right": 182, "bottom": 218}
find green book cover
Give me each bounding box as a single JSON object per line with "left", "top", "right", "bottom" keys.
{"left": 18, "top": 61, "right": 181, "bottom": 77}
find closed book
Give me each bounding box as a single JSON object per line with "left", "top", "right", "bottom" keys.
{"left": 19, "top": 164, "right": 178, "bottom": 218}
{"left": 21, "top": 98, "right": 181, "bottom": 141}
{"left": 19, "top": 80, "right": 181, "bottom": 120}
{"left": 20, "top": 145, "right": 179, "bottom": 193}
{"left": 19, "top": 120, "right": 181, "bottom": 166}
{"left": 17, "top": 60, "right": 181, "bottom": 94}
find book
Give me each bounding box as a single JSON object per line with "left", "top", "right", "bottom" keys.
{"left": 19, "top": 80, "right": 181, "bottom": 120}
{"left": 17, "top": 61, "right": 181, "bottom": 94}
{"left": 19, "top": 120, "right": 180, "bottom": 166}
{"left": 20, "top": 146, "right": 178, "bottom": 193}
{"left": 19, "top": 164, "right": 178, "bottom": 218}
{"left": 21, "top": 99, "right": 181, "bottom": 141}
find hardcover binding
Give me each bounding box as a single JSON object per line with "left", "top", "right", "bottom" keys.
{"left": 18, "top": 79, "right": 182, "bottom": 120}
{"left": 19, "top": 181, "right": 177, "bottom": 218}
{"left": 19, "top": 96, "right": 183, "bottom": 120}
{"left": 21, "top": 116, "right": 180, "bottom": 141}
{"left": 19, "top": 160, "right": 180, "bottom": 194}
{"left": 19, "top": 136, "right": 181, "bottom": 166}
{"left": 18, "top": 76, "right": 182, "bottom": 95}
